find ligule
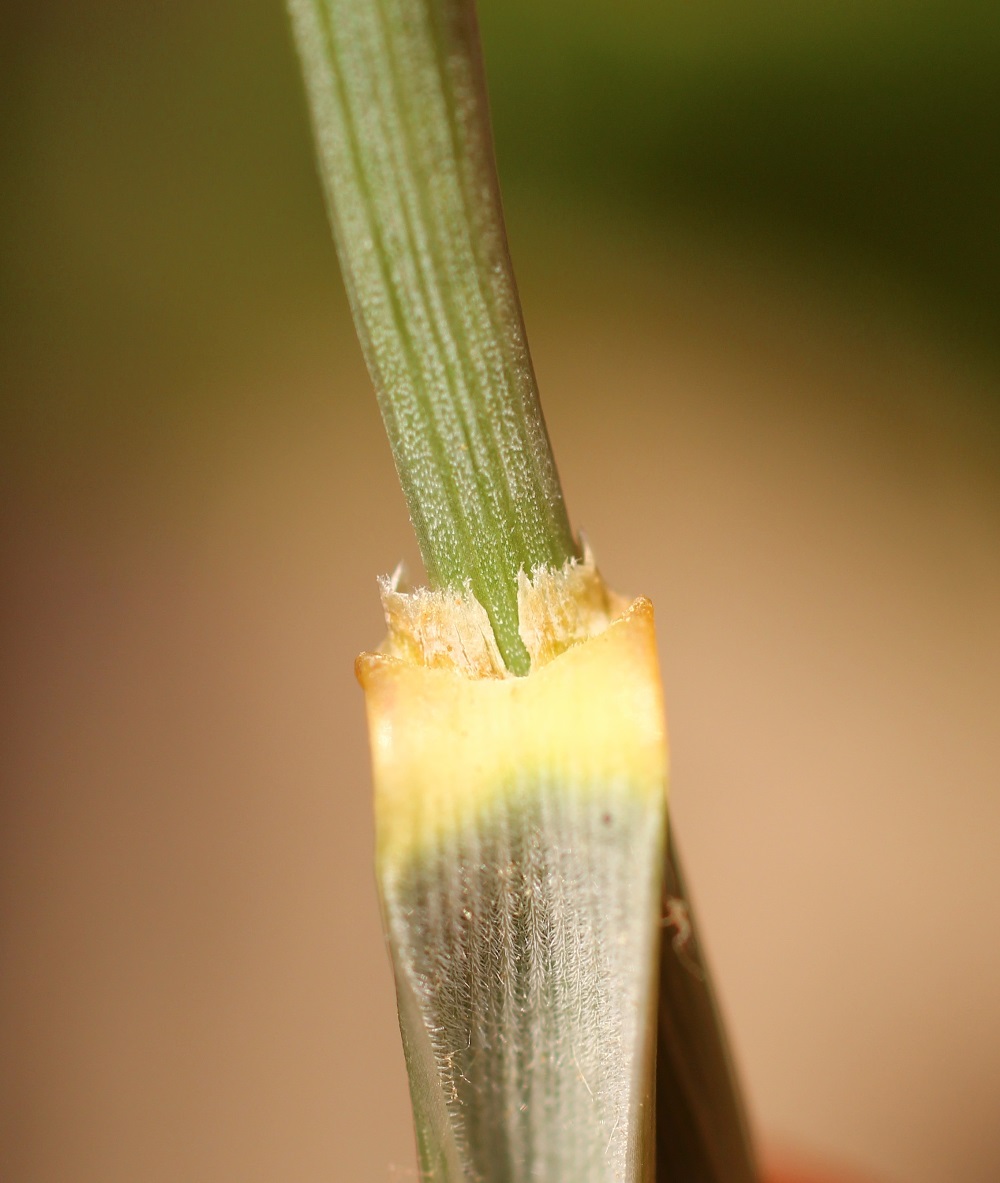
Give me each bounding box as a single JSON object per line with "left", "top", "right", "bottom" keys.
{"left": 358, "top": 567, "right": 668, "bottom": 1181}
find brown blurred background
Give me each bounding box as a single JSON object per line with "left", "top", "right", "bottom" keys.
{"left": 2, "top": 2, "right": 999, "bottom": 1181}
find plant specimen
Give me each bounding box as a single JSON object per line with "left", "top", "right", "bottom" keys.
{"left": 287, "top": 0, "right": 758, "bottom": 1178}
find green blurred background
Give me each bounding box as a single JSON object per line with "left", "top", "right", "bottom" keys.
{"left": 2, "top": 2, "right": 999, "bottom": 1182}
{"left": 4, "top": 0, "right": 1000, "bottom": 468}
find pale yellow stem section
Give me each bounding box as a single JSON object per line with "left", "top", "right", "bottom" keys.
{"left": 358, "top": 579, "right": 666, "bottom": 868}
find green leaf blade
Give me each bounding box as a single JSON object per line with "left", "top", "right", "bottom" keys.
{"left": 288, "top": 0, "right": 577, "bottom": 672}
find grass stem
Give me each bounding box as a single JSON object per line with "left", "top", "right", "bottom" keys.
{"left": 288, "top": 0, "right": 577, "bottom": 673}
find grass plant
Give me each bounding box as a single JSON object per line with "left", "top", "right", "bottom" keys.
{"left": 288, "top": 1, "right": 759, "bottom": 1178}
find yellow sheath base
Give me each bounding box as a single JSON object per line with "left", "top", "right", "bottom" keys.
{"left": 357, "top": 596, "right": 667, "bottom": 867}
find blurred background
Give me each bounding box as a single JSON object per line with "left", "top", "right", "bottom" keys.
{"left": 2, "top": 1, "right": 999, "bottom": 1180}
